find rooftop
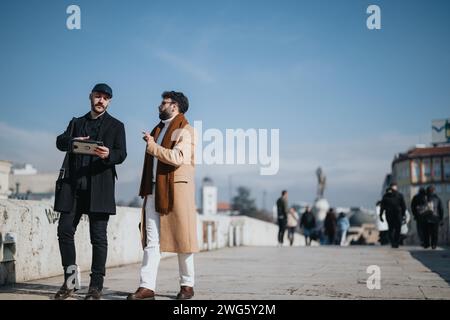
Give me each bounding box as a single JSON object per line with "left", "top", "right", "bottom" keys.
{"left": 393, "top": 145, "right": 450, "bottom": 164}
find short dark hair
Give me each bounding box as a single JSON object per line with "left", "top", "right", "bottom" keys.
{"left": 162, "top": 91, "right": 189, "bottom": 113}
{"left": 389, "top": 182, "right": 397, "bottom": 188}
{"left": 281, "top": 190, "right": 287, "bottom": 196}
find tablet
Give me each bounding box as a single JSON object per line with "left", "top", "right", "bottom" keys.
{"left": 71, "top": 139, "right": 104, "bottom": 155}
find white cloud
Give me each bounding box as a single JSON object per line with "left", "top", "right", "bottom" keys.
{"left": 0, "top": 122, "right": 62, "bottom": 172}
{"left": 154, "top": 49, "right": 215, "bottom": 83}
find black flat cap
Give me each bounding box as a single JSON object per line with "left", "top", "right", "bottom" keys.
{"left": 91, "top": 83, "right": 113, "bottom": 98}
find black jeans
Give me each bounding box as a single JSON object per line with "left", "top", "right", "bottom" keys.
{"left": 422, "top": 222, "right": 439, "bottom": 248}
{"left": 57, "top": 190, "right": 109, "bottom": 290}
{"left": 387, "top": 216, "right": 402, "bottom": 248}
{"left": 278, "top": 217, "right": 287, "bottom": 244}
{"left": 325, "top": 231, "right": 336, "bottom": 245}
{"left": 416, "top": 218, "right": 424, "bottom": 245}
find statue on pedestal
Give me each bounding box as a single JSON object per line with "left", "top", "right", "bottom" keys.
{"left": 313, "top": 167, "right": 329, "bottom": 228}
{"left": 316, "top": 167, "right": 326, "bottom": 199}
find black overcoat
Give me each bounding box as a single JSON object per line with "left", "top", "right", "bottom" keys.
{"left": 55, "top": 112, "right": 127, "bottom": 214}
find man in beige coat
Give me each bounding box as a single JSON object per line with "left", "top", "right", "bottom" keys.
{"left": 127, "top": 91, "right": 198, "bottom": 300}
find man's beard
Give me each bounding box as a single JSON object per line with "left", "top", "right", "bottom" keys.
{"left": 159, "top": 109, "right": 172, "bottom": 120}
{"left": 91, "top": 103, "right": 105, "bottom": 115}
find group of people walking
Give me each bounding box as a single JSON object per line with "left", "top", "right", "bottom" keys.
{"left": 277, "top": 181, "right": 444, "bottom": 250}
{"left": 275, "top": 191, "right": 350, "bottom": 247}
{"left": 379, "top": 183, "right": 443, "bottom": 249}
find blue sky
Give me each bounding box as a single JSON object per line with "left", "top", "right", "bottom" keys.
{"left": 0, "top": 0, "right": 449, "bottom": 209}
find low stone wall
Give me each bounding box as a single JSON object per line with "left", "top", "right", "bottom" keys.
{"left": 0, "top": 199, "right": 304, "bottom": 285}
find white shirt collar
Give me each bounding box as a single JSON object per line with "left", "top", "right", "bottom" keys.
{"left": 162, "top": 115, "right": 176, "bottom": 126}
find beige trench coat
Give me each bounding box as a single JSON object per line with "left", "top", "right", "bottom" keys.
{"left": 140, "top": 124, "right": 199, "bottom": 253}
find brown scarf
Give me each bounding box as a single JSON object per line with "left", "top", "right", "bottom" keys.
{"left": 139, "top": 113, "right": 189, "bottom": 214}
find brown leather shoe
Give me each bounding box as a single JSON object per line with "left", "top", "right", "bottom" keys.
{"left": 127, "top": 287, "right": 155, "bottom": 300}
{"left": 176, "top": 286, "right": 194, "bottom": 300}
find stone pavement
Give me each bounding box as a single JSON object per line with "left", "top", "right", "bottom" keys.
{"left": 1, "top": 246, "right": 449, "bottom": 300}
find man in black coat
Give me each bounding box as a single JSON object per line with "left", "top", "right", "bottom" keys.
{"left": 423, "top": 185, "right": 444, "bottom": 249}
{"left": 54, "top": 83, "right": 127, "bottom": 300}
{"left": 411, "top": 187, "right": 427, "bottom": 247}
{"left": 380, "top": 183, "right": 406, "bottom": 248}
{"left": 276, "top": 190, "right": 289, "bottom": 246}
{"left": 300, "top": 206, "right": 316, "bottom": 246}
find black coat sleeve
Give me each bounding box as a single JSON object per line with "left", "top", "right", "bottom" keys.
{"left": 56, "top": 119, "right": 74, "bottom": 152}
{"left": 283, "top": 199, "right": 289, "bottom": 215}
{"left": 400, "top": 194, "right": 407, "bottom": 217}
{"left": 437, "top": 197, "right": 444, "bottom": 221}
{"left": 103, "top": 122, "right": 127, "bottom": 166}
{"left": 379, "top": 198, "right": 385, "bottom": 220}
{"left": 411, "top": 196, "right": 418, "bottom": 218}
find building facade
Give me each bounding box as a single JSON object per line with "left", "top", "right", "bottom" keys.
{"left": 0, "top": 161, "right": 12, "bottom": 199}
{"left": 200, "top": 177, "right": 218, "bottom": 215}
{"left": 391, "top": 145, "right": 450, "bottom": 245}
{"left": 8, "top": 163, "right": 56, "bottom": 201}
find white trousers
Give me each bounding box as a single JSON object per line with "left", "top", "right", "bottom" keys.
{"left": 139, "top": 195, "right": 195, "bottom": 291}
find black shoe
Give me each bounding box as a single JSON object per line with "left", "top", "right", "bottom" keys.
{"left": 85, "top": 287, "right": 102, "bottom": 300}
{"left": 432, "top": 245, "right": 437, "bottom": 250}
{"left": 54, "top": 284, "right": 76, "bottom": 300}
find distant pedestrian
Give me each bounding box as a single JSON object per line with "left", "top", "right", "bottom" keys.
{"left": 376, "top": 200, "right": 389, "bottom": 245}
{"left": 411, "top": 187, "right": 427, "bottom": 247}
{"left": 422, "top": 186, "right": 444, "bottom": 249}
{"left": 324, "top": 208, "right": 337, "bottom": 245}
{"left": 276, "top": 190, "right": 289, "bottom": 246}
{"left": 336, "top": 212, "right": 350, "bottom": 246}
{"left": 287, "top": 207, "right": 299, "bottom": 246}
{"left": 300, "top": 206, "right": 316, "bottom": 246}
{"left": 380, "top": 183, "right": 406, "bottom": 248}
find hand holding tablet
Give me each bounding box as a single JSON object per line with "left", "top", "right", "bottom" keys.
{"left": 71, "top": 137, "right": 107, "bottom": 158}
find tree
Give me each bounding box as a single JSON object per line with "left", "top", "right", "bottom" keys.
{"left": 232, "top": 186, "right": 257, "bottom": 216}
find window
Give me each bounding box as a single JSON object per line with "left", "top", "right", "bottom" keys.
{"left": 411, "top": 159, "right": 420, "bottom": 183}
{"left": 432, "top": 157, "right": 442, "bottom": 181}
{"left": 444, "top": 157, "right": 450, "bottom": 181}
{"left": 395, "top": 164, "right": 403, "bottom": 180}
{"left": 403, "top": 165, "right": 410, "bottom": 179}
{"left": 422, "top": 158, "right": 431, "bottom": 183}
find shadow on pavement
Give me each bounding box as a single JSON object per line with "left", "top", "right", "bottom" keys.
{"left": 0, "top": 283, "right": 180, "bottom": 300}
{"left": 409, "top": 247, "right": 450, "bottom": 286}
{"left": 0, "top": 283, "right": 60, "bottom": 299}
